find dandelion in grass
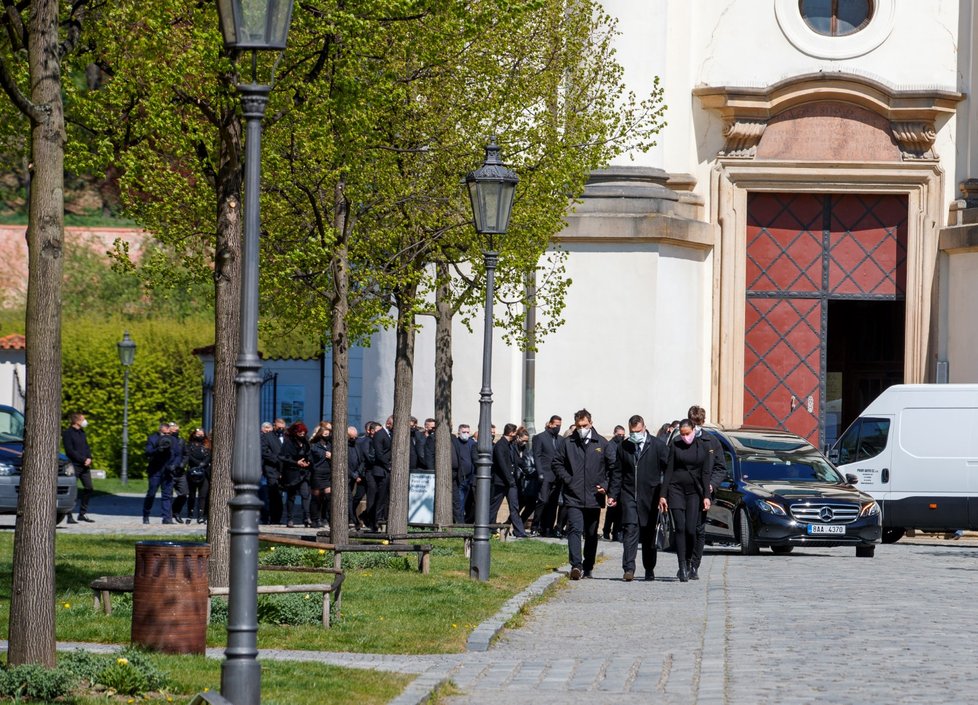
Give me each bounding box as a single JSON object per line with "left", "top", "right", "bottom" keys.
{"left": 318, "top": 549, "right": 326, "bottom": 555}
{"left": 270, "top": 547, "right": 276, "bottom": 552}
{"left": 117, "top": 657, "right": 129, "bottom": 665}
{"left": 452, "top": 624, "right": 458, "bottom": 629}
{"left": 62, "top": 602, "right": 71, "bottom": 609}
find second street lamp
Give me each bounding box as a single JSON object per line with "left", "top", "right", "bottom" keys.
{"left": 214, "top": 1, "right": 294, "bottom": 704}
{"left": 466, "top": 138, "right": 518, "bottom": 581}
{"left": 117, "top": 332, "right": 136, "bottom": 487}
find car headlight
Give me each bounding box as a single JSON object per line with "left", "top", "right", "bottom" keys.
{"left": 860, "top": 501, "right": 880, "bottom": 517}
{"left": 60, "top": 462, "right": 75, "bottom": 477}
{"left": 0, "top": 462, "right": 19, "bottom": 476}
{"left": 755, "top": 499, "right": 787, "bottom": 516}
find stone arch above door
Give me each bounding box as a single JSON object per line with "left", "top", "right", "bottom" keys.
{"left": 694, "top": 72, "right": 962, "bottom": 161}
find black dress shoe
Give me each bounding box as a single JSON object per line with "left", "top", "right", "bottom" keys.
{"left": 644, "top": 571, "right": 655, "bottom": 581}
{"left": 66, "top": 515, "right": 77, "bottom": 524}
{"left": 583, "top": 570, "right": 593, "bottom": 579}
{"left": 162, "top": 519, "right": 174, "bottom": 525}
{"left": 142, "top": 517, "right": 150, "bottom": 525}
{"left": 689, "top": 566, "right": 699, "bottom": 580}
{"left": 78, "top": 514, "right": 95, "bottom": 523}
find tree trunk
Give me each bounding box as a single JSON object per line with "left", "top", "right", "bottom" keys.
{"left": 207, "top": 110, "right": 243, "bottom": 588}
{"left": 8, "top": 0, "right": 65, "bottom": 667}
{"left": 329, "top": 179, "right": 349, "bottom": 549}
{"left": 388, "top": 285, "right": 418, "bottom": 535}
{"left": 433, "top": 263, "right": 453, "bottom": 526}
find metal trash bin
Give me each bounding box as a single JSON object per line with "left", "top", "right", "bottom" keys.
{"left": 131, "top": 541, "right": 210, "bottom": 654}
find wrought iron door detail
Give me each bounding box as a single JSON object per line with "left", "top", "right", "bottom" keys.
{"left": 744, "top": 193, "right": 907, "bottom": 445}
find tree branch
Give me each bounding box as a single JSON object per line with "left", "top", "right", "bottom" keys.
{"left": 0, "top": 53, "right": 41, "bottom": 122}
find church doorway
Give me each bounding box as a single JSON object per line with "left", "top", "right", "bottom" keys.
{"left": 743, "top": 192, "right": 907, "bottom": 448}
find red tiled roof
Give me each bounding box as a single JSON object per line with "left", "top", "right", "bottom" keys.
{"left": 0, "top": 334, "right": 25, "bottom": 350}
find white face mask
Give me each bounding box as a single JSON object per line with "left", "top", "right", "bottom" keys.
{"left": 80, "top": 419, "right": 89, "bottom": 428}
{"left": 459, "top": 432, "right": 470, "bottom": 441}
{"left": 577, "top": 426, "right": 590, "bottom": 438}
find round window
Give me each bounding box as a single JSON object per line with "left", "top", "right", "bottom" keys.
{"left": 800, "top": 0, "right": 874, "bottom": 37}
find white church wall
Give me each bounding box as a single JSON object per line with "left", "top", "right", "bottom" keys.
{"left": 947, "top": 251, "right": 978, "bottom": 383}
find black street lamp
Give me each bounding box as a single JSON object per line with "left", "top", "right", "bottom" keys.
{"left": 116, "top": 332, "right": 136, "bottom": 486}
{"left": 466, "top": 139, "right": 518, "bottom": 581}
{"left": 214, "top": 2, "right": 294, "bottom": 704}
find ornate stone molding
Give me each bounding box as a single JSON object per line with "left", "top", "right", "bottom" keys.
{"left": 695, "top": 72, "right": 963, "bottom": 161}
{"left": 891, "top": 121, "right": 938, "bottom": 160}
{"left": 720, "top": 119, "right": 767, "bottom": 158}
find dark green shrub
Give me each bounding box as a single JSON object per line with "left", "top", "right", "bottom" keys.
{"left": 0, "top": 662, "right": 76, "bottom": 701}
{"left": 256, "top": 593, "right": 325, "bottom": 626}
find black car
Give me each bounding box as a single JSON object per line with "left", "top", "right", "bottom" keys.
{"left": 703, "top": 427, "right": 881, "bottom": 557}
{"left": 0, "top": 404, "right": 77, "bottom": 523}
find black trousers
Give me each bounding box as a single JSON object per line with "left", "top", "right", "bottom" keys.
{"left": 75, "top": 468, "right": 93, "bottom": 516}
{"left": 691, "top": 508, "right": 709, "bottom": 569}
{"left": 602, "top": 501, "right": 622, "bottom": 537}
{"left": 669, "top": 491, "right": 701, "bottom": 568}
{"left": 533, "top": 477, "right": 560, "bottom": 533}
{"left": 285, "top": 481, "right": 310, "bottom": 524}
{"left": 622, "top": 512, "right": 658, "bottom": 574}
{"left": 350, "top": 479, "right": 366, "bottom": 526}
{"left": 265, "top": 479, "right": 284, "bottom": 525}
{"left": 363, "top": 472, "right": 389, "bottom": 527}
{"left": 566, "top": 506, "right": 601, "bottom": 572}
{"left": 490, "top": 483, "right": 526, "bottom": 536}
{"left": 187, "top": 477, "right": 209, "bottom": 520}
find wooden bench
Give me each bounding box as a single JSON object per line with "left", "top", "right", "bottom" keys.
{"left": 260, "top": 532, "right": 434, "bottom": 574}
{"left": 348, "top": 530, "right": 476, "bottom": 557}
{"left": 90, "top": 567, "right": 345, "bottom": 628}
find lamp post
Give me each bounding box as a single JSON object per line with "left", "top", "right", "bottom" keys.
{"left": 214, "top": 2, "right": 293, "bottom": 704}
{"left": 117, "top": 332, "right": 136, "bottom": 486}
{"left": 466, "top": 139, "right": 518, "bottom": 581}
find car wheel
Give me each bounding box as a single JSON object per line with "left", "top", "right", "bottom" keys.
{"left": 856, "top": 545, "right": 876, "bottom": 558}
{"left": 881, "top": 528, "right": 905, "bottom": 544}
{"left": 738, "top": 508, "right": 760, "bottom": 555}
{"left": 770, "top": 545, "right": 794, "bottom": 554}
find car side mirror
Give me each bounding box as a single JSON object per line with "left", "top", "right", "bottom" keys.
{"left": 828, "top": 448, "right": 840, "bottom": 464}
{"left": 845, "top": 473, "right": 858, "bottom": 485}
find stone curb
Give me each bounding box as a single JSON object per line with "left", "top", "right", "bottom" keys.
{"left": 465, "top": 565, "right": 569, "bottom": 653}
{"left": 387, "top": 672, "right": 454, "bottom": 705}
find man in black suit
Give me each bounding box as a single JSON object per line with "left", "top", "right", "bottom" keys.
{"left": 451, "top": 423, "right": 476, "bottom": 523}
{"left": 260, "top": 419, "right": 286, "bottom": 524}
{"left": 490, "top": 423, "right": 527, "bottom": 537}
{"left": 608, "top": 414, "right": 669, "bottom": 581}
{"left": 531, "top": 415, "right": 563, "bottom": 537}
{"left": 368, "top": 416, "right": 393, "bottom": 529}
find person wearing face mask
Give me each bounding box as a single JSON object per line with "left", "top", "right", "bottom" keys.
{"left": 662, "top": 418, "right": 712, "bottom": 582}
{"left": 62, "top": 412, "right": 94, "bottom": 523}
{"left": 601, "top": 425, "right": 626, "bottom": 541}
{"left": 451, "top": 424, "right": 476, "bottom": 524}
{"left": 608, "top": 415, "right": 669, "bottom": 581}
{"left": 552, "top": 409, "right": 610, "bottom": 579}
{"left": 531, "top": 415, "right": 564, "bottom": 537}
{"left": 490, "top": 423, "right": 528, "bottom": 538}
{"left": 513, "top": 428, "right": 538, "bottom": 529}
{"left": 308, "top": 422, "right": 333, "bottom": 530}
{"left": 687, "top": 405, "right": 727, "bottom": 580}
{"left": 346, "top": 426, "right": 369, "bottom": 529}
{"left": 181, "top": 428, "right": 211, "bottom": 524}
{"left": 260, "top": 419, "right": 286, "bottom": 525}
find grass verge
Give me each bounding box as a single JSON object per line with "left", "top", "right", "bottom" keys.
{"left": 0, "top": 533, "right": 566, "bottom": 654}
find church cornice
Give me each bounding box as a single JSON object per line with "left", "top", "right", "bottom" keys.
{"left": 694, "top": 73, "right": 963, "bottom": 160}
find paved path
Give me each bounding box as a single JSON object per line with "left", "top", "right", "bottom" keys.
{"left": 8, "top": 495, "right": 978, "bottom": 704}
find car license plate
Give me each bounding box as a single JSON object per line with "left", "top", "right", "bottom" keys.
{"left": 808, "top": 524, "right": 845, "bottom": 535}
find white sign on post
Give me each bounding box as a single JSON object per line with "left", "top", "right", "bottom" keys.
{"left": 408, "top": 471, "right": 435, "bottom": 525}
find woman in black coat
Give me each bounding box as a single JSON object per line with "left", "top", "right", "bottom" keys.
{"left": 182, "top": 428, "right": 211, "bottom": 524}
{"left": 308, "top": 422, "right": 333, "bottom": 529}
{"left": 279, "top": 421, "right": 311, "bottom": 527}
{"left": 663, "top": 418, "right": 712, "bottom": 582}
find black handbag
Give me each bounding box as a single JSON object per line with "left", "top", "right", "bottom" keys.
{"left": 655, "top": 510, "right": 673, "bottom": 550}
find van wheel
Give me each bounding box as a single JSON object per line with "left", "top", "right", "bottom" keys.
{"left": 770, "top": 545, "right": 794, "bottom": 554}
{"left": 881, "top": 528, "right": 905, "bottom": 544}
{"left": 738, "top": 509, "right": 760, "bottom": 555}
{"left": 856, "top": 545, "right": 876, "bottom": 558}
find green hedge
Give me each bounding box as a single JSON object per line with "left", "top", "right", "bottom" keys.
{"left": 60, "top": 317, "right": 211, "bottom": 478}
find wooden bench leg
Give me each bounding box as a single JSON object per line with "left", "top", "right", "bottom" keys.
{"left": 101, "top": 590, "right": 112, "bottom": 615}
{"left": 419, "top": 551, "right": 430, "bottom": 575}
{"left": 322, "top": 592, "right": 329, "bottom": 628}
{"left": 464, "top": 537, "right": 472, "bottom": 558}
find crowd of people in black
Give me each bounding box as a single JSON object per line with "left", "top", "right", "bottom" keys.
{"left": 63, "top": 401, "right": 723, "bottom": 586}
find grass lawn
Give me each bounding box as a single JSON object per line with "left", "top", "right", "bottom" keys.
{"left": 93, "top": 476, "right": 148, "bottom": 496}
{"left": 0, "top": 532, "right": 566, "bottom": 654}
{"left": 61, "top": 652, "right": 411, "bottom": 705}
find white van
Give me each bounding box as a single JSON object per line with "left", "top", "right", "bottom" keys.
{"left": 830, "top": 384, "right": 978, "bottom": 543}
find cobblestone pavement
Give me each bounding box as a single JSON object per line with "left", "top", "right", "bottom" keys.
{"left": 439, "top": 537, "right": 978, "bottom": 705}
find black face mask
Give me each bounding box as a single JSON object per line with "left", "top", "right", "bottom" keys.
{"left": 192, "top": 435, "right": 204, "bottom": 442}
{"left": 548, "top": 426, "right": 561, "bottom": 436}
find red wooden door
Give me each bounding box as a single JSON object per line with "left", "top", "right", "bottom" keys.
{"left": 744, "top": 193, "right": 907, "bottom": 445}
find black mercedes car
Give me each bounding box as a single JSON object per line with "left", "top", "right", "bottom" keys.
{"left": 704, "top": 427, "right": 881, "bottom": 557}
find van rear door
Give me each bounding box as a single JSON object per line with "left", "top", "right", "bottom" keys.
{"left": 834, "top": 416, "right": 893, "bottom": 503}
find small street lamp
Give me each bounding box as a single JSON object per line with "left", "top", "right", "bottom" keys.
{"left": 116, "top": 332, "right": 136, "bottom": 486}
{"left": 214, "top": 1, "right": 294, "bottom": 704}
{"left": 466, "top": 139, "right": 518, "bottom": 581}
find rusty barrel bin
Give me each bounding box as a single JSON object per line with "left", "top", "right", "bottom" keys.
{"left": 131, "top": 541, "right": 210, "bottom": 654}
